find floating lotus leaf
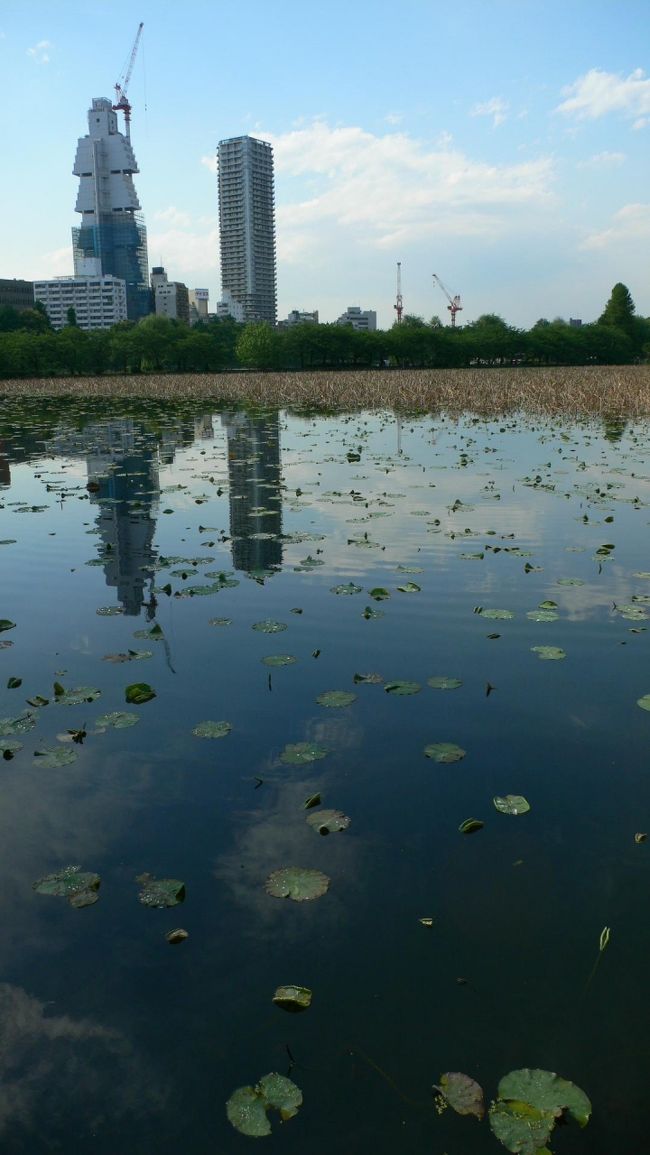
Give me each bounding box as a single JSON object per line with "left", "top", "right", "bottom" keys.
{"left": 33, "top": 743, "right": 78, "bottom": 768}
{"left": 33, "top": 865, "right": 100, "bottom": 908}
{"left": 557, "top": 577, "right": 584, "bottom": 586}
{"left": 262, "top": 654, "right": 297, "bottom": 667}
{"left": 265, "top": 867, "right": 330, "bottom": 901}
{"left": 102, "top": 649, "right": 152, "bottom": 663}
{"left": 434, "top": 1071, "right": 485, "bottom": 1120}
{"left": 226, "top": 1073, "right": 303, "bottom": 1137}
{"left": 53, "top": 685, "right": 101, "bottom": 706}
{"left": 208, "top": 617, "right": 232, "bottom": 627}
{"left": 133, "top": 624, "right": 165, "bottom": 640}
{"left": 427, "top": 676, "right": 462, "bottom": 690}
{"left": 280, "top": 742, "right": 328, "bottom": 765}
{"left": 125, "top": 682, "right": 156, "bottom": 704}
{"left": 353, "top": 672, "right": 383, "bottom": 684}
{"left": 306, "top": 808, "right": 351, "bottom": 835}
{"left": 384, "top": 680, "right": 421, "bottom": 695}
{"left": 0, "top": 738, "right": 22, "bottom": 756}
{"left": 362, "top": 606, "right": 384, "bottom": 619}
{"left": 397, "top": 582, "right": 421, "bottom": 593}
{"left": 526, "top": 610, "right": 559, "bottom": 622}
{"left": 459, "top": 818, "right": 484, "bottom": 834}
{"left": 192, "top": 720, "right": 232, "bottom": 738}
{"left": 538, "top": 600, "right": 558, "bottom": 609}
{"left": 368, "top": 587, "right": 390, "bottom": 600}
{"left": 0, "top": 620, "right": 16, "bottom": 633}
{"left": 396, "top": 564, "right": 424, "bottom": 573}
{"left": 494, "top": 794, "right": 530, "bottom": 815}
{"left": 95, "top": 606, "right": 123, "bottom": 616}
{"left": 272, "top": 985, "right": 313, "bottom": 1012}
{"left": 424, "top": 742, "right": 466, "bottom": 763}
{"left": 637, "top": 694, "right": 650, "bottom": 712}
{"left": 618, "top": 604, "right": 648, "bottom": 620}
{"left": 331, "top": 582, "right": 362, "bottom": 595}
{"left": 489, "top": 1098, "right": 555, "bottom": 1154}
{"left": 491, "top": 1068, "right": 592, "bottom": 1153}
{"left": 252, "top": 619, "right": 288, "bottom": 633}
{"left": 136, "top": 873, "right": 185, "bottom": 908}
{"left": 531, "top": 646, "right": 566, "bottom": 660}
{"left": 0, "top": 712, "right": 36, "bottom": 736}
{"left": 94, "top": 711, "right": 140, "bottom": 731}
{"left": 316, "top": 690, "right": 356, "bottom": 708}
{"left": 478, "top": 608, "right": 514, "bottom": 620}
{"left": 165, "top": 928, "right": 189, "bottom": 944}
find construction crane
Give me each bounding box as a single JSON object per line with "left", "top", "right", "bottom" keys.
{"left": 432, "top": 273, "right": 463, "bottom": 327}
{"left": 113, "top": 22, "right": 144, "bottom": 140}
{"left": 394, "top": 261, "right": 403, "bottom": 325}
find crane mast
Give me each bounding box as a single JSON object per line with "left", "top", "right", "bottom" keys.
{"left": 394, "top": 261, "right": 403, "bottom": 325}
{"left": 433, "top": 273, "right": 463, "bottom": 327}
{"left": 113, "top": 21, "right": 144, "bottom": 140}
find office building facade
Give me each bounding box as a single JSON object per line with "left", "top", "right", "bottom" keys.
{"left": 0, "top": 279, "right": 34, "bottom": 311}
{"left": 34, "top": 276, "right": 127, "bottom": 331}
{"left": 217, "top": 136, "right": 277, "bottom": 325}
{"left": 72, "top": 97, "right": 150, "bottom": 321}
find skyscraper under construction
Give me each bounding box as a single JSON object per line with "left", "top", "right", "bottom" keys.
{"left": 217, "top": 136, "right": 277, "bottom": 325}
{"left": 72, "top": 97, "right": 150, "bottom": 320}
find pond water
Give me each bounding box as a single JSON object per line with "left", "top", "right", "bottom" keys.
{"left": 1, "top": 396, "right": 649, "bottom": 1153}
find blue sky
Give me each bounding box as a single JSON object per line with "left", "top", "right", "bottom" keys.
{"left": 1, "top": 0, "right": 649, "bottom": 329}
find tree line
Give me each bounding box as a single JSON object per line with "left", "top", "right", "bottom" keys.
{"left": 0, "top": 283, "right": 646, "bottom": 378}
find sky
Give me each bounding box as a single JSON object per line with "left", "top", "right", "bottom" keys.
{"left": 1, "top": 0, "right": 649, "bottom": 330}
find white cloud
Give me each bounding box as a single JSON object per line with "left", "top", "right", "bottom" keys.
{"left": 581, "top": 203, "right": 650, "bottom": 250}
{"left": 556, "top": 67, "right": 650, "bottom": 122}
{"left": 147, "top": 224, "right": 220, "bottom": 279}
{"left": 153, "top": 205, "right": 193, "bottom": 229}
{"left": 200, "top": 154, "right": 217, "bottom": 174}
{"left": 384, "top": 111, "right": 403, "bottom": 126}
{"left": 470, "top": 96, "right": 509, "bottom": 127}
{"left": 26, "top": 39, "right": 51, "bottom": 63}
{"left": 577, "top": 150, "right": 626, "bottom": 170}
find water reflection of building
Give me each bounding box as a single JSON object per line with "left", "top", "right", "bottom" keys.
{"left": 221, "top": 411, "right": 283, "bottom": 575}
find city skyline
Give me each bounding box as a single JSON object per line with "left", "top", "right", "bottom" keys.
{"left": 0, "top": 0, "right": 648, "bottom": 329}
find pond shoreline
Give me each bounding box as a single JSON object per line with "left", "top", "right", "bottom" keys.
{"left": 1, "top": 364, "right": 649, "bottom": 415}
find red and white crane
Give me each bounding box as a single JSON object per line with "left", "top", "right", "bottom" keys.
{"left": 432, "top": 273, "right": 462, "bottom": 327}
{"left": 394, "top": 261, "right": 403, "bottom": 325}
{"left": 113, "top": 22, "right": 144, "bottom": 139}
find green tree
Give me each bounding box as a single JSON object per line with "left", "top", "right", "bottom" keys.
{"left": 599, "top": 283, "right": 636, "bottom": 336}
{"left": 66, "top": 306, "right": 78, "bottom": 327}
{"left": 236, "top": 322, "right": 279, "bottom": 370}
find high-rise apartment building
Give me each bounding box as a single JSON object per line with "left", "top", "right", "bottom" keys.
{"left": 217, "top": 136, "right": 277, "bottom": 326}
{"left": 72, "top": 97, "right": 150, "bottom": 321}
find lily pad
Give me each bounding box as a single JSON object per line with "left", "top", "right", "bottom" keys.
{"left": 262, "top": 654, "right": 297, "bottom": 667}
{"left": 459, "top": 818, "right": 484, "bottom": 834}
{"left": 265, "top": 866, "right": 330, "bottom": 901}
{"left": 252, "top": 619, "right": 287, "bottom": 633}
{"left": 272, "top": 985, "right": 313, "bottom": 1012}
{"left": 33, "top": 865, "right": 100, "bottom": 908}
{"left": 125, "top": 682, "right": 156, "bottom": 704}
{"left": 526, "top": 610, "right": 559, "bottom": 622}
{"left": 637, "top": 694, "right": 650, "bottom": 712}
{"left": 280, "top": 742, "right": 328, "bottom": 765}
{"left": 316, "top": 690, "right": 356, "bottom": 708}
{"left": 361, "top": 605, "right": 384, "bottom": 619}
{"left": 397, "top": 582, "right": 421, "bottom": 593}
{"left": 557, "top": 577, "right": 584, "bottom": 586}
{"left": 53, "top": 685, "right": 101, "bottom": 706}
{"left": 531, "top": 646, "right": 566, "bottom": 661}
{"left": 384, "top": 680, "right": 421, "bottom": 695}
{"left": 494, "top": 795, "right": 530, "bottom": 815}
{"left": 353, "top": 672, "right": 383, "bottom": 684}
{"left": 434, "top": 1071, "right": 485, "bottom": 1120}
{"left": 496, "top": 1068, "right": 591, "bottom": 1128}
{"left": 489, "top": 1098, "right": 555, "bottom": 1154}
{"left": 477, "top": 608, "right": 514, "bottom": 620}
{"left": 427, "top": 676, "right": 462, "bottom": 690}
{"left": 424, "top": 742, "right": 466, "bottom": 763}
{"left": 102, "top": 649, "right": 152, "bottom": 663}
{"left": 95, "top": 606, "right": 124, "bottom": 616}
{"left": 33, "top": 743, "right": 78, "bottom": 768}
{"left": 368, "top": 587, "right": 390, "bottom": 600}
{"left": 226, "top": 1073, "right": 303, "bottom": 1137}
{"left": 306, "top": 808, "right": 351, "bottom": 834}
{"left": 0, "top": 712, "right": 36, "bottom": 736}
{"left": 94, "top": 711, "right": 140, "bottom": 731}
{"left": 133, "top": 623, "right": 165, "bottom": 640}
{"left": 192, "top": 720, "right": 232, "bottom": 739}
{"left": 0, "top": 620, "right": 16, "bottom": 633}
{"left": 208, "top": 617, "right": 232, "bottom": 627}
{"left": 136, "top": 873, "right": 185, "bottom": 908}
{"left": 0, "top": 738, "right": 22, "bottom": 756}
{"left": 330, "top": 582, "right": 362, "bottom": 595}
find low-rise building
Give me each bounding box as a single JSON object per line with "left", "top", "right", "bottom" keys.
{"left": 189, "top": 288, "right": 209, "bottom": 325}
{"left": 280, "top": 309, "right": 319, "bottom": 328}
{"left": 151, "top": 267, "right": 190, "bottom": 323}
{"left": 0, "top": 278, "right": 34, "bottom": 311}
{"left": 33, "top": 275, "right": 127, "bottom": 331}
{"left": 335, "top": 305, "right": 377, "bottom": 332}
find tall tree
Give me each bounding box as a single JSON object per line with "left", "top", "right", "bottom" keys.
{"left": 599, "top": 283, "right": 636, "bottom": 335}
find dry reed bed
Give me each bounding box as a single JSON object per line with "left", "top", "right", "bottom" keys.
{"left": 2, "top": 365, "right": 649, "bottom": 416}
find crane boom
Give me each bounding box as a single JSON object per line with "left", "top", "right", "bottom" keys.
{"left": 113, "top": 22, "right": 144, "bottom": 139}
{"left": 432, "top": 273, "right": 463, "bottom": 327}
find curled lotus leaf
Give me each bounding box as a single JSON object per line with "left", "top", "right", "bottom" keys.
{"left": 306, "top": 808, "right": 351, "bottom": 835}
{"left": 192, "top": 720, "right": 232, "bottom": 739}
{"left": 434, "top": 1072, "right": 485, "bottom": 1120}
{"left": 637, "top": 694, "right": 650, "bottom": 712}
{"left": 125, "top": 682, "right": 156, "bottom": 704}
{"left": 0, "top": 712, "right": 36, "bottom": 737}
{"left": 538, "top": 600, "right": 557, "bottom": 609}
{"left": 330, "top": 582, "right": 362, "bottom": 595}
{"left": 427, "top": 676, "right": 462, "bottom": 690}
{"left": 316, "top": 690, "right": 356, "bottom": 708}
{"left": 226, "top": 1073, "right": 303, "bottom": 1137}
{"left": 459, "top": 818, "right": 484, "bottom": 834}
{"left": 494, "top": 794, "right": 530, "bottom": 816}
{"left": 397, "top": 582, "right": 421, "bottom": 593}
{"left": 384, "top": 680, "right": 421, "bottom": 696}
{"left": 280, "top": 742, "right": 328, "bottom": 765}
{"left": 252, "top": 619, "right": 288, "bottom": 633}
{"left": 94, "top": 711, "right": 140, "bottom": 732}
{"left": 368, "top": 587, "right": 390, "bottom": 600}
{"left": 136, "top": 873, "right": 185, "bottom": 908}
{"left": 33, "top": 865, "right": 100, "bottom": 908}
{"left": 0, "top": 620, "right": 16, "bottom": 633}
{"left": 262, "top": 654, "right": 297, "bottom": 667}
{"left": 424, "top": 742, "right": 466, "bottom": 763}
{"left": 272, "top": 985, "right": 312, "bottom": 1012}
{"left": 265, "top": 866, "right": 330, "bottom": 901}
{"left": 531, "top": 646, "right": 566, "bottom": 661}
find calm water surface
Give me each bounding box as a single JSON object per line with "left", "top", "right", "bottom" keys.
{"left": 1, "top": 397, "right": 649, "bottom": 1153}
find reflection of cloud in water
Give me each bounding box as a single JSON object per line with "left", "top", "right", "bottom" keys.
{"left": 0, "top": 983, "right": 165, "bottom": 1140}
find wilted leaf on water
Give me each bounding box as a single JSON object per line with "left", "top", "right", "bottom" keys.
{"left": 272, "top": 985, "right": 312, "bottom": 1012}
{"left": 316, "top": 690, "right": 356, "bottom": 708}
{"left": 280, "top": 742, "right": 328, "bottom": 765}
{"left": 306, "top": 808, "right": 351, "bottom": 834}
{"left": 33, "top": 865, "right": 100, "bottom": 908}
{"left": 33, "top": 743, "right": 78, "bottom": 768}
{"left": 427, "top": 676, "right": 462, "bottom": 690}
{"left": 384, "top": 680, "right": 421, "bottom": 695}
{"left": 192, "top": 720, "right": 231, "bottom": 739}
{"left": 433, "top": 1072, "right": 485, "bottom": 1120}
{"left": 125, "top": 683, "right": 156, "bottom": 704}
{"left": 496, "top": 1068, "right": 591, "bottom": 1128}
{"left": 331, "top": 582, "right": 362, "bottom": 595}
{"left": 7, "top": 677, "right": 22, "bottom": 689}
{"left": 531, "top": 646, "right": 566, "bottom": 661}
{"left": 252, "top": 619, "right": 287, "bottom": 633}
{"left": 262, "top": 654, "right": 297, "bottom": 667}
{"left": 94, "top": 711, "right": 139, "bottom": 732}
{"left": 494, "top": 795, "right": 530, "bottom": 815}
{"left": 459, "top": 818, "right": 484, "bottom": 834}
{"left": 424, "top": 742, "right": 466, "bottom": 763}
{"left": 0, "top": 621, "right": 16, "bottom": 633}
{"left": 102, "top": 649, "right": 152, "bottom": 663}
{"left": 397, "top": 582, "right": 421, "bottom": 593}
{"left": 265, "top": 866, "right": 330, "bottom": 901}
{"left": 635, "top": 832, "right": 647, "bottom": 843}
{"left": 136, "top": 873, "right": 185, "bottom": 908}
{"left": 54, "top": 685, "right": 101, "bottom": 706}
{"left": 0, "top": 712, "right": 36, "bottom": 736}
{"left": 226, "top": 1073, "right": 303, "bottom": 1137}
{"left": 353, "top": 672, "right": 383, "bottom": 684}
{"left": 26, "top": 695, "right": 49, "bottom": 708}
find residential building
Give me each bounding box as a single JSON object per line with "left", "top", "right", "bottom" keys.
{"left": 0, "top": 278, "right": 34, "bottom": 311}
{"left": 336, "top": 306, "right": 377, "bottom": 332}
{"left": 217, "top": 135, "right": 277, "bottom": 325}
{"left": 151, "top": 267, "right": 189, "bottom": 323}
{"left": 33, "top": 275, "right": 127, "bottom": 331}
{"left": 189, "top": 288, "right": 209, "bottom": 325}
{"left": 216, "top": 291, "right": 245, "bottom": 323}
{"left": 281, "top": 309, "right": 319, "bottom": 327}
{"left": 72, "top": 97, "right": 150, "bottom": 320}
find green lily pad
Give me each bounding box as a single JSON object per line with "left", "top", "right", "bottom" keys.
{"left": 208, "top": 617, "right": 232, "bottom": 627}
{"left": 368, "top": 587, "right": 390, "bottom": 600}
{"left": 273, "top": 985, "right": 313, "bottom": 1012}
{"left": 102, "top": 649, "right": 152, "bottom": 663}
{"left": 384, "top": 680, "right": 421, "bottom": 695}
{"left": 192, "top": 720, "right": 232, "bottom": 739}
{"left": 496, "top": 1068, "right": 591, "bottom": 1129}
{"left": 427, "top": 676, "right": 462, "bottom": 690}
{"left": 361, "top": 605, "right": 384, "bottom": 619}
{"left": 306, "top": 808, "right": 351, "bottom": 834}
{"left": 538, "top": 600, "right": 558, "bottom": 609}
{"left": 280, "top": 742, "right": 328, "bottom": 765}
{"left": 489, "top": 1098, "right": 555, "bottom": 1155}
{"left": 526, "top": 610, "right": 559, "bottom": 622}
{"left": 477, "top": 608, "right": 514, "bottom": 620}
{"left": 33, "top": 865, "right": 100, "bottom": 908}
{"left": 0, "top": 738, "right": 22, "bottom": 756}
{"left": 637, "top": 694, "right": 650, "bottom": 712}
{"left": 96, "top": 606, "right": 124, "bottom": 616}
{"left": 265, "top": 866, "right": 330, "bottom": 901}
{"left": 0, "top": 620, "right": 16, "bottom": 633}
{"left": 557, "top": 577, "right": 584, "bottom": 586}
{"left": 262, "top": 654, "right": 297, "bottom": 667}
{"left": 133, "top": 623, "right": 165, "bottom": 640}
{"left": 424, "top": 742, "right": 466, "bottom": 763}
{"left": 33, "top": 743, "right": 78, "bottom": 768}
{"left": 494, "top": 795, "right": 530, "bottom": 815}
{"left": 316, "top": 690, "right": 356, "bottom": 708}
{"left": 125, "top": 682, "right": 156, "bottom": 704}
{"left": 252, "top": 619, "right": 287, "bottom": 633}
{"left": 434, "top": 1071, "right": 485, "bottom": 1120}
{"left": 94, "top": 711, "right": 140, "bottom": 731}
{"left": 331, "top": 582, "right": 362, "bottom": 595}
{"left": 226, "top": 1073, "right": 303, "bottom": 1137}
{"left": 136, "top": 873, "right": 185, "bottom": 908}
{"left": 531, "top": 646, "right": 566, "bottom": 660}
{"left": 459, "top": 818, "right": 484, "bottom": 834}
{"left": 0, "top": 712, "right": 36, "bottom": 736}
{"left": 54, "top": 685, "right": 101, "bottom": 706}
{"left": 353, "top": 672, "right": 384, "bottom": 684}
{"left": 397, "top": 582, "right": 421, "bottom": 593}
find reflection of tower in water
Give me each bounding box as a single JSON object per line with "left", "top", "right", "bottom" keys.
{"left": 221, "top": 411, "right": 283, "bottom": 575}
